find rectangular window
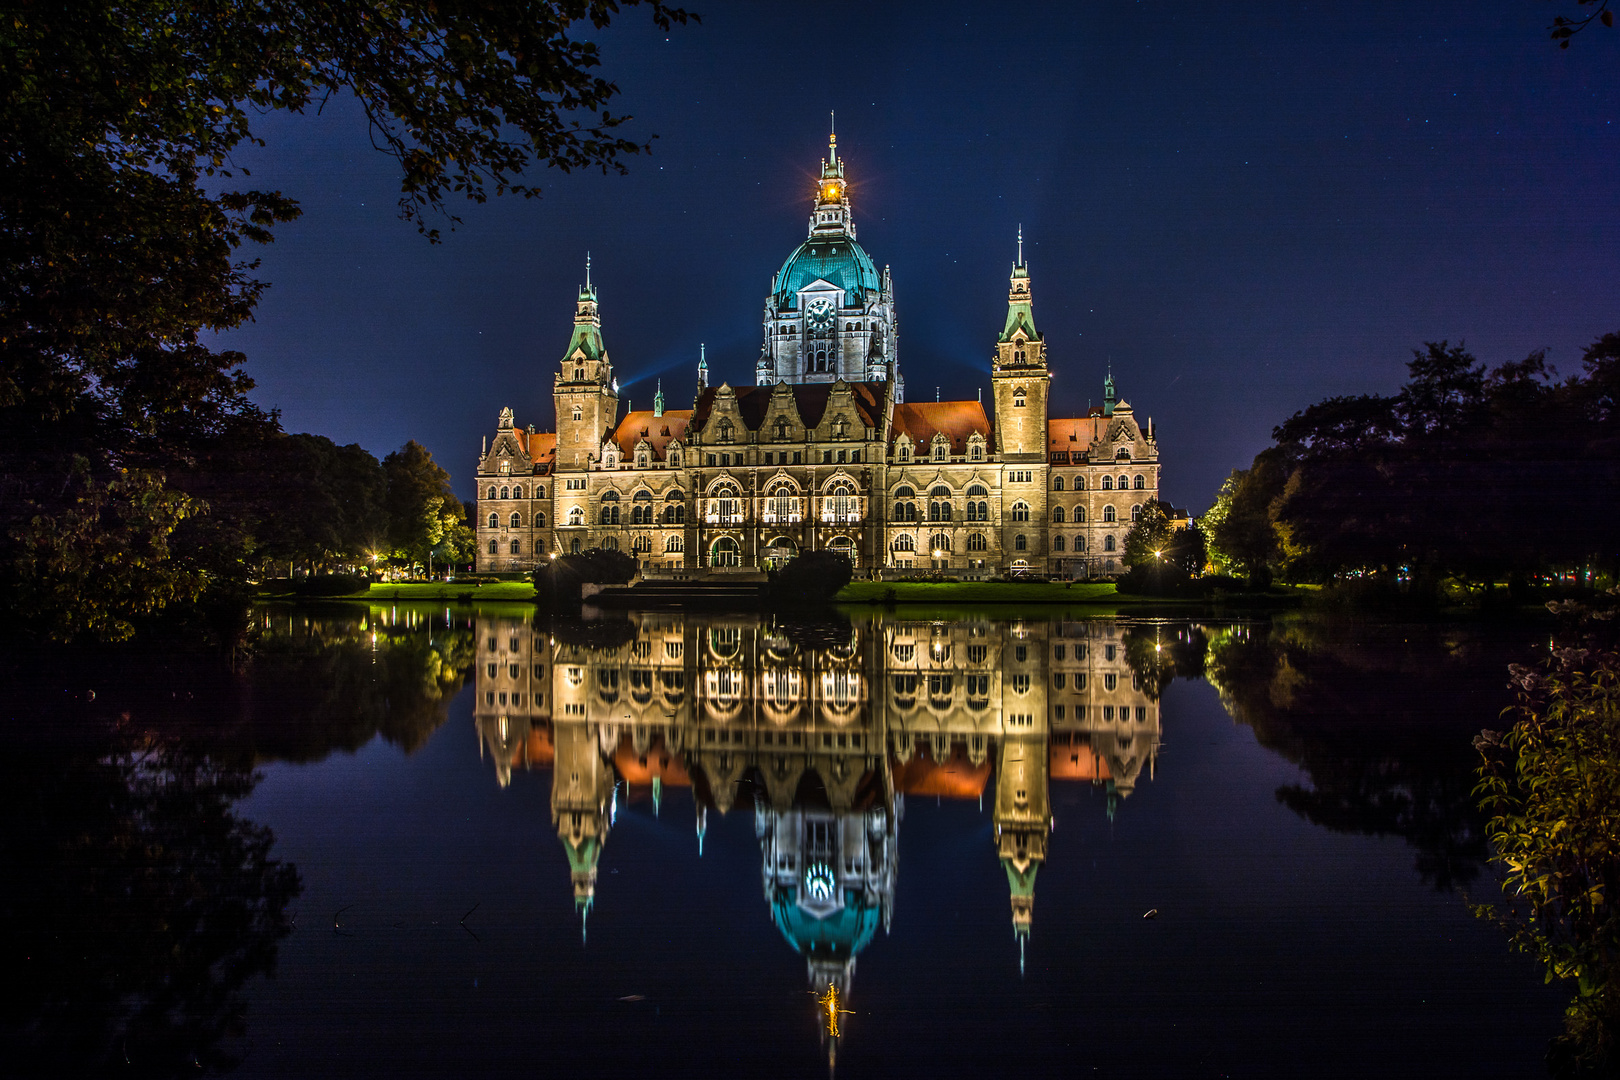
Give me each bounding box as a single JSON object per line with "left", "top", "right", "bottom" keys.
{"left": 706, "top": 454, "right": 716, "bottom": 466}
{"left": 793, "top": 452, "right": 802, "bottom": 464}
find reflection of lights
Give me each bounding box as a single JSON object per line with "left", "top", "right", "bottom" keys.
{"left": 805, "top": 863, "right": 836, "bottom": 902}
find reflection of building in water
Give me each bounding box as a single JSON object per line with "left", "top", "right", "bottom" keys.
{"left": 473, "top": 614, "right": 1160, "bottom": 1041}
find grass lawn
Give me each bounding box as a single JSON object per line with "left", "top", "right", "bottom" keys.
{"left": 361, "top": 581, "right": 536, "bottom": 601}
{"left": 836, "top": 580, "right": 1125, "bottom": 604}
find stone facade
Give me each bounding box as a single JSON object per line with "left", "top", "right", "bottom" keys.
{"left": 476, "top": 138, "right": 1161, "bottom": 579}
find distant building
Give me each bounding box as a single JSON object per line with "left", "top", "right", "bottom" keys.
{"left": 477, "top": 133, "right": 1161, "bottom": 578}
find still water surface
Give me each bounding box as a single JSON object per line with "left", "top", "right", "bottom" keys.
{"left": 3, "top": 606, "right": 1571, "bottom": 1077}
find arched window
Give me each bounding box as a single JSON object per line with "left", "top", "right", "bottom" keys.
{"left": 1052, "top": 506, "right": 1065, "bottom": 523}
{"left": 487, "top": 513, "right": 498, "bottom": 528}
{"left": 1118, "top": 474, "right": 1129, "bottom": 490}
{"left": 970, "top": 442, "right": 983, "bottom": 461}
{"left": 966, "top": 484, "right": 989, "bottom": 523}
{"left": 570, "top": 538, "right": 581, "bottom": 554}
{"left": 1075, "top": 506, "right": 1086, "bottom": 523}
{"left": 824, "top": 481, "right": 860, "bottom": 523}
{"left": 572, "top": 406, "right": 582, "bottom": 422}
{"left": 510, "top": 512, "right": 522, "bottom": 528}
{"left": 765, "top": 482, "right": 800, "bottom": 523}
{"left": 632, "top": 490, "right": 653, "bottom": 525}
{"left": 487, "top": 539, "right": 497, "bottom": 554}
{"left": 599, "top": 490, "right": 621, "bottom": 525}
{"left": 928, "top": 485, "right": 952, "bottom": 522}
{"left": 1103, "top": 505, "right": 1116, "bottom": 523}
{"left": 536, "top": 511, "right": 547, "bottom": 528}
{"left": 774, "top": 417, "right": 790, "bottom": 440}
{"left": 633, "top": 535, "right": 652, "bottom": 553}
{"left": 967, "top": 533, "right": 987, "bottom": 551}
{"left": 510, "top": 539, "right": 521, "bottom": 554}
{"left": 1102, "top": 476, "right": 1113, "bottom": 490}
{"left": 602, "top": 537, "right": 619, "bottom": 551}
{"left": 929, "top": 532, "right": 952, "bottom": 554}
{"left": 1011, "top": 501, "right": 1030, "bottom": 522}
{"left": 1053, "top": 536, "right": 1065, "bottom": 552}
{"left": 1117, "top": 447, "right": 1131, "bottom": 461}
{"left": 487, "top": 486, "right": 497, "bottom": 500}
{"left": 893, "top": 534, "right": 915, "bottom": 552}
{"left": 1131, "top": 504, "right": 1142, "bottom": 522}
{"left": 568, "top": 506, "right": 584, "bottom": 526}
{"left": 1013, "top": 390, "right": 1026, "bottom": 408}
{"left": 1104, "top": 535, "right": 1116, "bottom": 552}
{"left": 717, "top": 418, "right": 734, "bottom": 443}
{"left": 1053, "top": 476, "right": 1064, "bottom": 491}
{"left": 1015, "top": 534, "right": 1027, "bottom": 551}
{"left": 535, "top": 485, "right": 546, "bottom": 499}
{"left": 931, "top": 436, "right": 947, "bottom": 462}
{"left": 896, "top": 442, "right": 911, "bottom": 462}
{"left": 666, "top": 535, "right": 684, "bottom": 553}
{"left": 1135, "top": 474, "right": 1146, "bottom": 489}
{"left": 709, "top": 483, "right": 742, "bottom": 524}
{"left": 500, "top": 486, "right": 509, "bottom": 500}
{"left": 668, "top": 450, "right": 681, "bottom": 468}
{"left": 893, "top": 484, "right": 917, "bottom": 522}
{"left": 636, "top": 452, "right": 648, "bottom": 468}
{"left": 1075, "top": 535, "right": 1086, "bottom": 552}
{"left": 710, "top": 536, "right": 740, "bottom": 567}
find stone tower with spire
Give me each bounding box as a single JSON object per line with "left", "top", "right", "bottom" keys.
{"left": 994, "top": 622, "right": 1052, "bottom": 968}
{"left": 554, "top": 256, "right": 620, "bottom": 471}
{"left": 991, "top": 229, "right": 1050, "bottom": 459}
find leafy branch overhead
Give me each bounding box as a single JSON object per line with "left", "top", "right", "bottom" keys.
{"left": 1550, "top": 0, "right": 1614, "bottom": 48}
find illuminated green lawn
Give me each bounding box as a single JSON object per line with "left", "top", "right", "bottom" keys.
{"left": 362, "top": 581, "right": 537, "bottom": 601}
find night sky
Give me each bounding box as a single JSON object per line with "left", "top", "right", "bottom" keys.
{"left": 213, "top": 1, "right": 1619, "bottom": 510}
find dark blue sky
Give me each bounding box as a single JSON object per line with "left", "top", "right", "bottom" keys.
{"left": 215, "top": 1, "right": 1619, "bottom": 508}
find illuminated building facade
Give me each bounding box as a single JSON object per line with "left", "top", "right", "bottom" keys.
{"left": 475, "top": 133, "right": 1162, "bottom": 579}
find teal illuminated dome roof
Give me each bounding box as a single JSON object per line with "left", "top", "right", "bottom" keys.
{"left": 772, "top": 887, "right": 881, "bottom": 958}
{"left": 775, "top": 236, "right": 880, "bottom": 310}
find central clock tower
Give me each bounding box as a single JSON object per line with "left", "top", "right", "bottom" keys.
{"left": 756, "top": 126, "right": 901, "bottom": 397}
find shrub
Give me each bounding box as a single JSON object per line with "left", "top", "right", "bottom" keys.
{"left": 768, "top": 550, "right": 853, "bottom": 605}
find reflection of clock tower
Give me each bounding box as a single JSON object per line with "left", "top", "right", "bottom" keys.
{"left": 758, "top": 125, "right": 901, "bottom": 397}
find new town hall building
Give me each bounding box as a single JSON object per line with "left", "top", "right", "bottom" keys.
{"left": 476, "top": 134, "right": 1162, "bottom": 577}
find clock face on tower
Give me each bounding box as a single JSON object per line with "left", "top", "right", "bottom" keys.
{"left": 806, "top": 297, "right": 836, "bottom": 331}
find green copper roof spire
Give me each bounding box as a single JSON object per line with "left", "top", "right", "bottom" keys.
{"left": 653, "top": 379, "right": 665, "bottom": 417}
{"left": 1103, "top": 366, "right": 1117, "bottom": 417}
{"left": 998, "top": 227, "right": 1038, "bottom": 343}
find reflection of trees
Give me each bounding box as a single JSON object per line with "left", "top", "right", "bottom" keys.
{"left": 1203, "top": 616, "right": 1522, "bottom": 890}
{"left": 232, "top": 607, "right": 476, "bottom": 762}
{"left": 0, "top": 723, "right": 299, "bottom": 1075}
{"left": 1121, "top": 621, "right": 1209, "bottom": 700}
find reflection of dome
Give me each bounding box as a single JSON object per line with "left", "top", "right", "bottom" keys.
{"left": 771, "top": 886, "right": 882, "bottom": 960}
{"left": 775, "top": 237, "right": 880, "bottom": 309}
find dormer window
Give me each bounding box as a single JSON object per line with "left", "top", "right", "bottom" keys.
{"left": 636, "top": 452, "right": 648, "bottom": 469}
{"left": 931, "top": 436, "right": 948, "bottom": 462}
{"left": 668, "top": 450, "right": 681, "bottom": 468}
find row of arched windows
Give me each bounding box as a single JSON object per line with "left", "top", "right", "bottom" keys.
{"left": 487, "top": 539, "right": 525, "bottom": 554}
{"left": 1051, "top": 474, "right": 1147, "bottom": 492}
{"left": 488, "top": 511, "right": 547, "bottom": 529}
{"left": 1049, "top": 503, "right": 1141, "bottom": 524}
{"left": 486, "top": 484, "right": 546, "bottom": 500}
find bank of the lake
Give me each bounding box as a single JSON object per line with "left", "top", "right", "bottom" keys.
{"left": 310, "top": 579, "right": 1304, "bottom": 607}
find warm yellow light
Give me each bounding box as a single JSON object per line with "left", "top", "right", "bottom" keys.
{"left": 823, "top": 184, "right": 838, "bottom": 199}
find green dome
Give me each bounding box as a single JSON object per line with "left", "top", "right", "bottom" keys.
{"left": 776, "top": 237, "right": 880, "bottom": 310}
{"left": 771, "top": 887, "right": 881, "bottom": 958}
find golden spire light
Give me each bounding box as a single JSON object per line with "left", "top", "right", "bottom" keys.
{"left": 814, "top": 982, "right": 854, "bottom": 1038}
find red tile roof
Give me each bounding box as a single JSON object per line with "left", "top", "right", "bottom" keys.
{"left": 1047, "top": 416, "right": 1105, "bottom": 452}
{"left": 609, "top": 410, "right": 692, "bottom": 459}
{"left": 889, "top": 400, "right": 992, "bottom": 454}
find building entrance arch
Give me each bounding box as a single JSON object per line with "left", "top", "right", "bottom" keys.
{"left": 710, "top": 536, "right": 741, "bottom": 567}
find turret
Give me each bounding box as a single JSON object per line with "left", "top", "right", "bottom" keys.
{"left": 554, "top": 254, "right": 619, "bottom": 470}
{"left": 991, "top": 228, "right": 1050, "bottom": 460}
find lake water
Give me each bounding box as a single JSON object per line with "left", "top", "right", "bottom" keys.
{"left": 2, "top": 605, "right": 1571, "bottom": 1078}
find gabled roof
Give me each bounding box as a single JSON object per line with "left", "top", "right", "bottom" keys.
{"left": 691, "top": 381, "right": 888, "bottom": 434}
{"left": 1047, "top": 416, "right": 1106, "bottom": 452}
{"left": 890, "top": 400, "right": 992, "bottom": 454}
{"left": 608, "top": 410, "right": 692, "bottom": 459}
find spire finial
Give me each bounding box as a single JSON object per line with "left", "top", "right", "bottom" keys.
{"left": 586, "top": 251, "right": 591, "bottom": 288}
{"left": 829, "top": 110, "right": 836, "bottom": 162}
{"left": 1017, "top": 224, "right": 1023, "bottom": 266}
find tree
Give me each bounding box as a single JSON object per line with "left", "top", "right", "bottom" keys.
{"left": 1121, "top": 500, "right": 1207, "bottom": 594}
{"left": 1203, "top": 462, "right": 1287, "bottom": 587}
{"left": 0, "top": 0, "right": 695, "bottom": 637}
{"left": 1550, "top": 1, "right": 1615, "bottom": 47}
{"left": 768, "top": 550, "right": 854, "bottom": 605}
{"left": 382, "top": 441, "right": 458, "bottom": 571}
